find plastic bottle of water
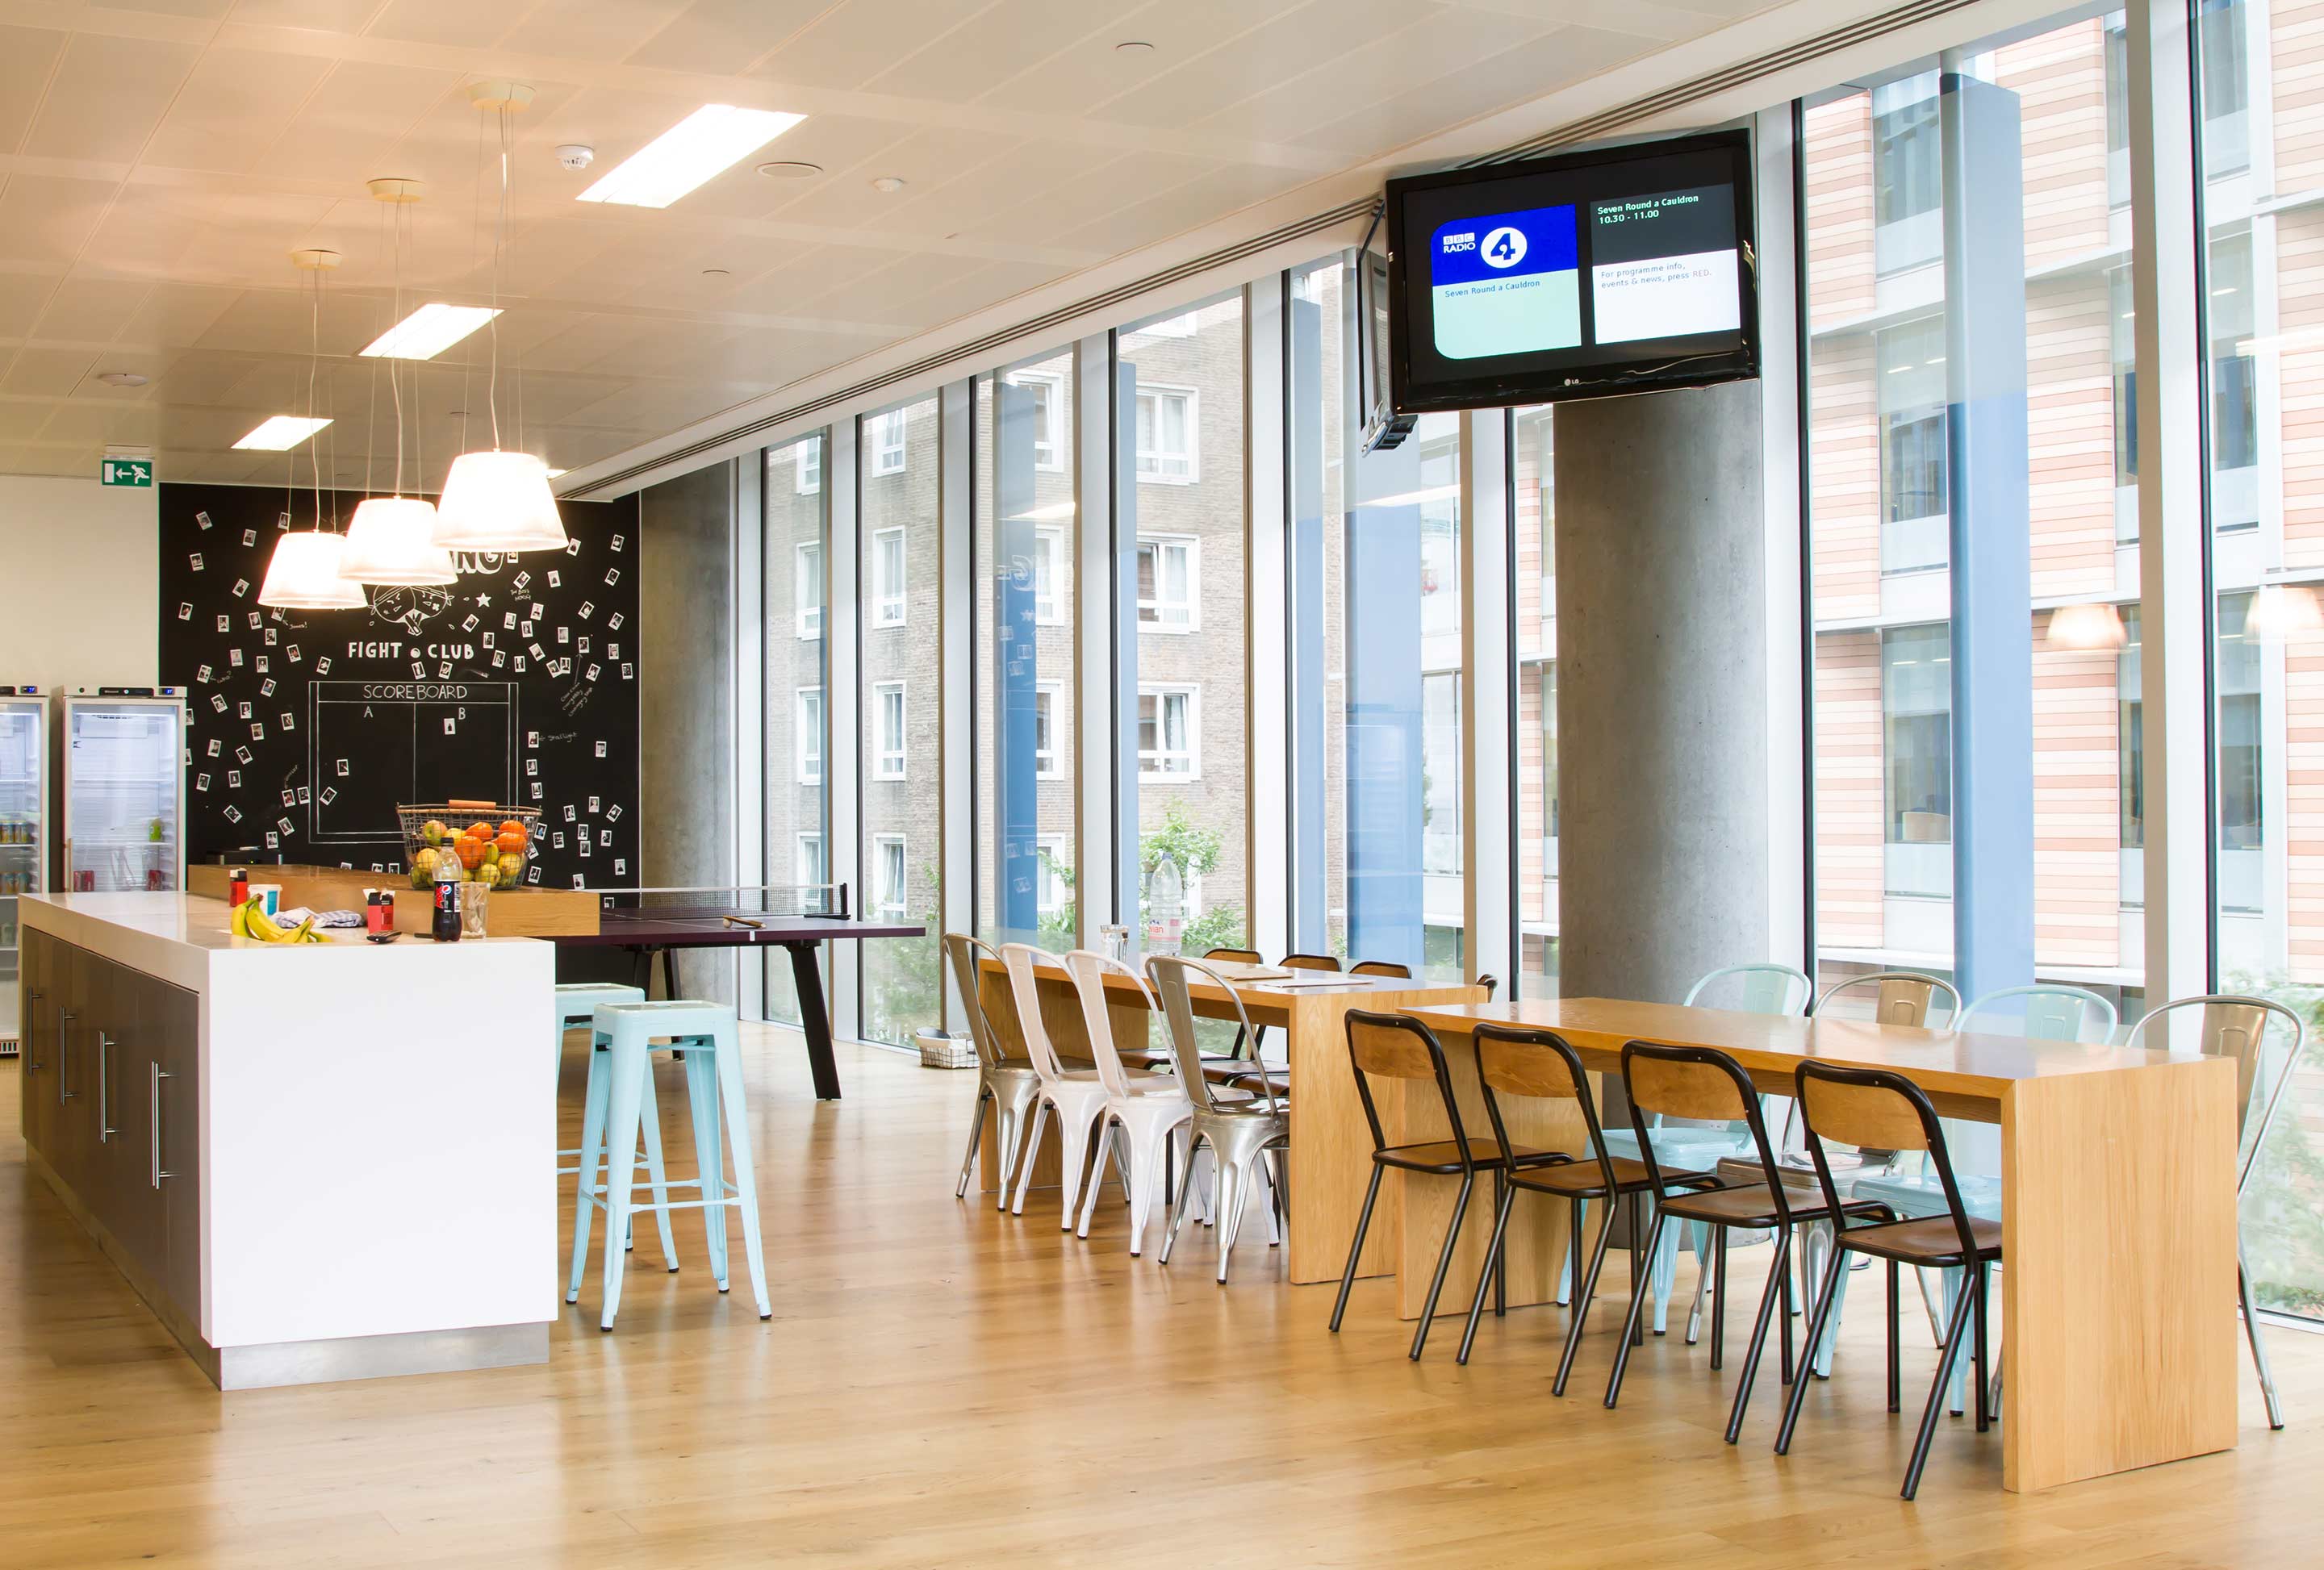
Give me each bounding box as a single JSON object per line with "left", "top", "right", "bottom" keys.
{"left": 1146, "top": 851, "right": 1185, "bottom": 957}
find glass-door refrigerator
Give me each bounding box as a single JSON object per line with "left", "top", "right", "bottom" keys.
{"left": 0, "top": 691, "right": 44, "bottom": 1057}
{"left": 56, "top": 691, "right": 186, "bottom": 897}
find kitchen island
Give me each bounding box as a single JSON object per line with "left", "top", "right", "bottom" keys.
{"left": 18, "top": 891, "right": 554, "bottom": 1389}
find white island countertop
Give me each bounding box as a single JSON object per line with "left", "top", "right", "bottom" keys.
{"left": 19, "top": 891, "right": 557, "bottom": 1389}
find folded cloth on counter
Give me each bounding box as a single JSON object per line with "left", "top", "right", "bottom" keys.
{"left": 276, "top": 907, "right": 366, "bottom": 929}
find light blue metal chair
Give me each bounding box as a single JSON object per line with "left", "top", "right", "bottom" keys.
{"left": 553, "top": 982, "right": 674, "bottom": 1264}
{"left": 2125, "top": 994, "right": 2308, "bottom": 1430}
{"left": 1847, "top": 983, "right": 2117, "bottom": 1409}
{"left": 1595, "top": 963, "right": 1814, "bottom": 1334}
{"left": 568, "top": 1000, "right": 772, "bottom": 1330}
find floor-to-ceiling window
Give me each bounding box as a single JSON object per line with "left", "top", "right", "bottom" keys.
{"left": 1513, "top": 404, "right": 1557, "bottom": 995}
{"left": 1289, "top": 259, "right": 1347, "bottom": 962}
{"left": 764, "top": 432, "right": 826, "bottom": 1027}
{"left": 976, "top": 349, "right": 1077, "bottom": 950}
{"left": 1804, "top": 12, "right": 2145, "bottom": 1023}
{"left": 858, "top": 398, "right": 943, "bottom": 1046}
{"left": 2197, "top": 0, "right": 2324, "bottom": 1322}
{"left": 1122, "top": 298, "right": 1248, "bottom": 955}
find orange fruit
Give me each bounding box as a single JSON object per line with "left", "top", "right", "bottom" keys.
{"left": 499, "top": 820, "right": 525, "bottom": 840}
{"left": 495, "top": 830, "right": 526, "bottom": 858}
{"left": 466, "top": 822, "right": 493, "bottom": 841}
{"left": 455, "top": 835, "right": 489, "bottom": 870}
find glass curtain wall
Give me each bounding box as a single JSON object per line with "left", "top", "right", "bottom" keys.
{"left": 1803, "top": 13, "right": 2145, "bottom": 1023}
{"left": 2195, "top": 0, "right": 2324, "bottom": 1322}
{"left": 1513, "top": 404, "right": 1557, "bottom": 995}
{"left": 859, "top": 398, "right": 943, "bottom": 1046}
{"left": 976, "top": 349, "right": 1078, "bottom": 950}
{"left": 765, "top": 432, "right": 826, "bottom": 1026}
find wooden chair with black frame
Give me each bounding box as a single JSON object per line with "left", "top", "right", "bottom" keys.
{"left": 1774, "top": 1060, "right": 2004, "bottom": 1500}
{"left": 1604, "top": 1041, "right": 1898, "bottom": 1444}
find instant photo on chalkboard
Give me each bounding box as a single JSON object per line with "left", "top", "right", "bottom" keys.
{"left": 155, "top": 482, "right": 642, "bottom": 891}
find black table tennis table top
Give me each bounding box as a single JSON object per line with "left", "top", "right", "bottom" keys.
{"left": 554, "top": 906, "right": 926, "bottom": 949}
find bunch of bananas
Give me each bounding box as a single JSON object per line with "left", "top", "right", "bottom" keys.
{"left": 231, "top": 899, "right": 324, "bottom": 945}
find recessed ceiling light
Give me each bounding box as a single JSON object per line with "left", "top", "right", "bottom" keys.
{"left": 578, "top": 104, "right": 806, "bottom": 208}
{"left": 870, "top": 176, "right": 906, "bottom": 193}
{"left": 95, "top": 371, "right": 148, "bottom": 388}
{"left": 757, "top": 160, "right": 822, "bottom": 180}
{"left": 234, "top": 415, "right": 332, "bottom": 451}
{"left": 359, "top": 303, "right": 500, "bottom": 361}
{"left": 1116, "top": 40, "right": 1155, "bottom": 53}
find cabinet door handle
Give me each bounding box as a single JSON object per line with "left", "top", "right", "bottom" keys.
{"left": 151, "top": 1062, "right": 176, "bottom": 1187}
{"left": 57, "top": 1008, "right": 73, "bottom": 1103}
{"left": 24, "top": 992, "right": 41, "bottom": 1071}
{"left": 97, "top": 1031, "right": 115, "bottom": 1142}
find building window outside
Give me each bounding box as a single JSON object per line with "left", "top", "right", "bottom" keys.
{"left": 1872, "top": 73, "right": 1942, "bottom": 274}
{"left": 872, "top": 526, "right": 907, "bottom": 625}
{"left": 796, "top": 832, "right": 825, "bottom": 888}
{"left": 873, "top": 834, "right": 907, "bottom": 917}
{"left": 874, "top": 681, "right": 905, "bottom": 780}
{"left": 1035, "top": 835, "right": 1068, "bottom": 915}
{"left": 1139, "top": 686, "right": 1198, "bottom": 777}
{"left": 1879, "top": 315, "right": 1949, "bottom": 571}
{"left": 796, "top": 440, "right": 820, "bottom": 495}
{"left": 2112, "top": 267, "right": 2139, "bottom": 504}
{"left": 869, "top": 408, "right": 908, "bottom": 476}
{"left": 1034, "top": 683, "right": 1060, "bottom": 778}
{"left": 1882, "top": 623, "right": 1952, "bottom": 852}
{"left": 2209, "top": 230, "right": 2259, "bottom": 523}
{"left": 1032, "top": 524, "right": 1066, "bottom": 624}
{"left": 1006, "top": 370, "right": 1065, "bottom": 471}
{"left": 1136, "top": 536, "right": 1198, "bottom": 630}
{"left": 796, "top": 541, "right": 821, "bottom": 639}
{"left": 2119, "top": 605, "right": 2144, "bottom": 853}
{"left": 1136, "top": 385, "right": 1198, "bottom": 482}
{"left": 796, "top": 687, "right": 822, "bottom": 784}
{"left": 2217, "top": 592, "right": 2263, "bottom": 859}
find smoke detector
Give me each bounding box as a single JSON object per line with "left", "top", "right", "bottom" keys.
{"left": 555, "top": 144, "right": 595, "bottom": 171}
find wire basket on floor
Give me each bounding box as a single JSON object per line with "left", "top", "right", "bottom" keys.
{"left": 397, "top": 801, "right": 541, "bottom": 890}
{"left": 915, "top": 1029, "right": 977, "bottom": 1070}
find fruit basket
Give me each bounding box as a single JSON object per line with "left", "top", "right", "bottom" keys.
{"left": 397, "top": 800, "right": 539, "bottom": 891}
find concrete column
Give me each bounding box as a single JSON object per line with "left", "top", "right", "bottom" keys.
{"left": 1554, "top": 378, "right": 1772, "bottom": 1003}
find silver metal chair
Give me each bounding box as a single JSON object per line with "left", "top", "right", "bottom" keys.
{"left": 2125, "top": 993, "right": 2309, "bottom": 1430}
{"left": 1149, "top": 956, "right": 1289, "bottom": 1282}
{"left": 945, "top": 933, "right": 1042, "bottom": 1211}
{"left": 1812, "top": 970, "right": 1963, "bottom": 1028}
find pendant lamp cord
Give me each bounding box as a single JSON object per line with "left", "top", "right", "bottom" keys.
{"left": 363, "top": 194, "right": 386, "bottom": 503}
{"left": 488, "top": 98, "right": 508, "bottom": 452}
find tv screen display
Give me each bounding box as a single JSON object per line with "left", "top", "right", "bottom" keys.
{"left": 1385, "top": 131, "right": 1758, "bottom": 414}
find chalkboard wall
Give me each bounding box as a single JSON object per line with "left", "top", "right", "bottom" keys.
{"left": 156, "top": 482, "right": 642, "bottom": 890}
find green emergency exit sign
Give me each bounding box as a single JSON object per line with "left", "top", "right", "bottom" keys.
{"left": 100, "top": 457, "right": 153, "bottom": 488}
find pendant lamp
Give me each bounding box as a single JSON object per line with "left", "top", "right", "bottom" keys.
{"left": 341, "top": 177, "right": 458, "bottom": 585}
{"left": 435, "top": 81, "right": 567, "bottom": 554}
{"left": 260, "top": 251, "right": 366, "bottom": 611}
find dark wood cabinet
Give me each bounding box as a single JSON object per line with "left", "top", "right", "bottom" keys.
{"left": 19, "top": 928, "right": 202, "bottom": 1339}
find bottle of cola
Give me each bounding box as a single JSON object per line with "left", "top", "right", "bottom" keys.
{"left": 432, "top": 858, "right": 462, "bottom": 942}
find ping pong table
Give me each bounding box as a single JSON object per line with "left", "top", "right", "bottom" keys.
{"left": 551, "top": 905, "right": 926, "bottom": 1100}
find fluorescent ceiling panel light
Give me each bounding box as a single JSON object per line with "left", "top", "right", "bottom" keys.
{"left": 359, "top": 303, "right": 500, "bottom": 361}
{"left": 578, "top": 105, "right": 806, "bottom": 208}
{"left": 233, "top": 415, "right": 332, "bottom": 450}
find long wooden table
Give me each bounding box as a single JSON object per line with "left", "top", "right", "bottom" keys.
{"left": 975, "top": 954, "right": 1487, "bottom": 1284}
{"left": 1398, "top": 997, "right": 2240, "bottom": 1494}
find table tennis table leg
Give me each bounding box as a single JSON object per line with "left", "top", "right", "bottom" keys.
{"left": 782, "top": 941, "right": 843, "bottom": 1100}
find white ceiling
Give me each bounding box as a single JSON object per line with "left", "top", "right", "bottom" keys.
{"left": 0, "top": 0, "right": 1795, "bottom": 491}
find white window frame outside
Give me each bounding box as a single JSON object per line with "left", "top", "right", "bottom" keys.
{"left": 795, "top": 686, "right": 823, "bottom": 785}
{"left": 1034, "top": 681, "right": 1062, "bottom": 779}
{"left": 1035, "top": 834, "right": 1068, "bottom": 915}
{"left": 795, "top": 831, "right": 825, "bottom": 888}
{"left": 1005, "top": 368, "right": 1066, "bottom": 472}
{"left": 869, "top": 409, "right": 908, "bottom": 476}
{"left": 1136, "top": 383, "right": 1199, "bottom": 485}
{"left": 1135, "top": 310, "right": 1198, "bottom": 339}
{"left": 873, "top": 833, "right": 907, "bottom": 917}
{"left": 873, "top": 680, "right": 906, "bottom": 780}
{"left": 1136, "top": 534, "right": 1199, "bottom": 633}
{"left": 1139, "top": 684, "right": 1200, "bottom": 779}
{"left": 795, "top": 541, "right": 821, "bottom": 640}
{"left": 1032, "top": 523, "right": 1068, "bottom": 625}
{"left": 872, "top": 525, "right": 906, "bottom": 628}
{"left": 795, "top": 440, "right": 821, "bottom": 495}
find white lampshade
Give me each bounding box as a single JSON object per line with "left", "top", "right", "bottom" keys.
{"left": 433, "top": 449, "right": 567, "bottom": 552}
{"left": 2044, "top": 602, "right": 2127, "bottom": 651}
{"left": 342, "top": 495, "right": 458, "bottom": 585}
{"left": 2248, "top": 582, "right": 2324, "bottom": 644}
{"left": 257, "top": 531, "right": 367, "bottom": 610}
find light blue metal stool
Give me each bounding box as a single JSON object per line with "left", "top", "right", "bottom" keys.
{"left": 568, "top": 1000, "right": 772, "bottom": 1330}
{"left": 554, "top": 982, "right": 677, "bottom": 1268}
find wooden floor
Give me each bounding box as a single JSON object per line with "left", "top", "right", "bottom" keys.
{"left": 2, "top": 1027, "right": 2318, "bottom": 1568}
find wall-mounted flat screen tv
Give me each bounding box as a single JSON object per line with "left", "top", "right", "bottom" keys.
{"left": 1386, "top": 130, "right": 1758, "bottom": 413}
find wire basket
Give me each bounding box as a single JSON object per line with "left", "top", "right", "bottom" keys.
{"left": 397, "top": 801, "right": 541, "bottom": 891}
